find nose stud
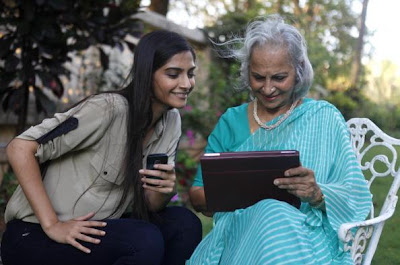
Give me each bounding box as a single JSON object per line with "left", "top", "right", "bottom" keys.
{"left": 259, "top": 86, "right": 277, "bottom": 94}
{"left": 262, "top": 87, "right": 276, "bottom": 92}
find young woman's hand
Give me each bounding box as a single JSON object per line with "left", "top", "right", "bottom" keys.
{"left": 140, "top": 164, "right": 176, "bottom": 194}
{"left": 43, "top": 212, "right": 107, "bottom": 254}
{"left": 273, "top": 166, "right": 323, "bottom": 205}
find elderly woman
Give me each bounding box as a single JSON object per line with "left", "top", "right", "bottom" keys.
{"left": 188, "top": 15, "right": 371, "bottom": 265}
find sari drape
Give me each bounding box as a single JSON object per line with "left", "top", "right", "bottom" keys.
{"left": 187, "top": 99, "right": 371, "bottom": 265}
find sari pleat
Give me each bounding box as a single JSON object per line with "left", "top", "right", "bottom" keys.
{"left": 187, "top": 99, "right": 371, "bottom": 265}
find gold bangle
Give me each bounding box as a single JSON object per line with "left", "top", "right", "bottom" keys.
{"left": 311, "top": 194, "right": 325, "bottom": 209}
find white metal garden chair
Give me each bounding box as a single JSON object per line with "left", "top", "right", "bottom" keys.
{"left": 339, "top": 118, "right": 400, "bottom": 265}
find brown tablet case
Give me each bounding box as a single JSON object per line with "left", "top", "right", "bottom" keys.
{"left": 200, "top": 150, "right": 301, "bottom": 212}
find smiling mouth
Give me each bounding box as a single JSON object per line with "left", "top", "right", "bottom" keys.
{"left": 262, "top": 93, "right": 278, "bottom": 100}
{"left": 172, "top": 92, "right": 190, "bottom": 98}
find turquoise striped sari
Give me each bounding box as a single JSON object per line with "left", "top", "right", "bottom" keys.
{"left": 187, "top": 99, "right": 371, "bottom": 265}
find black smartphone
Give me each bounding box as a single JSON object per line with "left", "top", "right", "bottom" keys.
{"left": 146, "top": 153, "right": 168, "bottom": 186}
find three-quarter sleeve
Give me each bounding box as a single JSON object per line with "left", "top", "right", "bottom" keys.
{"left": 17, "top": 95, "right": 115, "bottom": 164}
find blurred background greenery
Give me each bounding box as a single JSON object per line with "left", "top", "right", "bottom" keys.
{"left": 0, "top": 0, "right": 399, "bottom": 264}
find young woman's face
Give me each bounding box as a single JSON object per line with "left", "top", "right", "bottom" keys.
{"left": 152, "top": 51, "right": 196, "bottom": 110}
{"left": 249, "top": 44, "right": 296, "bottom": 115}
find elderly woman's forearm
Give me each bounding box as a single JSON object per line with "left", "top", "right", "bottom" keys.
{"left": 188, "top": 186, "right": 214, "bottom": 217}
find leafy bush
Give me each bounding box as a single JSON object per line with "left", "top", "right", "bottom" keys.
{"left": 325, "top": 90, "right": 400, "bottom": 138}
{"left": 171, "top": 150, "right": 199, "bottom": 206}
{"left": 0, "top": 171, "right": 18, "bottom": 214}
{"left": 324, "top": 91, "right": 358, "bottom": 120}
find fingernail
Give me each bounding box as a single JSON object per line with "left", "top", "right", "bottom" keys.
{"left": 139, "top": 169, "right": 144, "bottom": 174}
{"left": 102, "top": 222, "right": 107, "bottom": 226}
{"left": 274, "top": 180, "right": 279, "bottom": 185}
{"left": 284, "top": 171, "right": 289, "bottom": 177}
{"left": 86, "top": 249, "right": 91, "bottom": 254}
{"left": 154, "top": 164, "right": 158, "bottom": 169}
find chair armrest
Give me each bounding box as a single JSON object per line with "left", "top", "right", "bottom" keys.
{"left": 338, "top": 194, "right": 398, "bottom": 242}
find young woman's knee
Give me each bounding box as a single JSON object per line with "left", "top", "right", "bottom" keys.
{"left": 163, "top": 206, "right": 202, "bottom": 234}
{"left": 106, "top": 219, "right": 165, "bottom": 263}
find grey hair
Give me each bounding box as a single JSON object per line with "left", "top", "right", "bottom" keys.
{"left": 219, "top": 14, "right": 313, "bottom": 101}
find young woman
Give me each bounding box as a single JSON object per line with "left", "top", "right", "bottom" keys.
{"left": 1, "top": 30, "right": 202, "bottom": 265}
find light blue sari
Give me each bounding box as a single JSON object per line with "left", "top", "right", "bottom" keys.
{"left": 187, "top": 99, "right": 371, "bottom": 265}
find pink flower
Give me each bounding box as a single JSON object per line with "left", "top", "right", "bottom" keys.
{"left": 186, "top": 130, "right": 195, "bottom": 146}
{"left": 170, "top": 193, "right": 180, "bottom": 202}
{"left": 50, "top": 80, "right": 57, "bottom": 88}
{"left": 184, "top": 105, "right": 193, "bottom": 112}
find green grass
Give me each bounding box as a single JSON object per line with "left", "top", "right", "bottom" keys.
{"left": 195, "top": 145, "right": 400, "bottom": 264}
{"left": 195, "top": 213, "right": 213, "bottom": 238}
{"left": 363, "top": 145, "right": 400, "bottom": 264}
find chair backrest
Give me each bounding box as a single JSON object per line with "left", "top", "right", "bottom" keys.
{"left": 346, "top": 118, "right": 400, "bottom": 264}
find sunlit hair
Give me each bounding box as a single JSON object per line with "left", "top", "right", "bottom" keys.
{"left": 219, "top": 14, "right": 313, "bottom": 101}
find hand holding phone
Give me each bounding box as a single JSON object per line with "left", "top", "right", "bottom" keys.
{"left": 146, "top": 153, "right": 168, "bottom": 186}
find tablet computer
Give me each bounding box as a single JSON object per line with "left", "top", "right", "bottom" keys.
{"left": 200, "top": 150, "right": 301, "bottom": 212}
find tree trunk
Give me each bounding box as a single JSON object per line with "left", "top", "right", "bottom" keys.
{"left": 16, "top": 37, "right": 33, "bottom": 135}
{"left": 149, "top": 0, "right": 169, "bottom": 16}
{"left": 293, "top": 0, "right": 302, "bottom": 16}
{"left": 233, "top": 0, "right": 239, "bottom": 12}
{"left": 246, "top": 0, "right": 256, "bottom": 10}
{"left": 275, "top": 0, "right": 284, "bottom": 13}
{"left": 350, "top": 0, "right": 369, "bottom": 90}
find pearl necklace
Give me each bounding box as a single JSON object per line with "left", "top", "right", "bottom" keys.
{"left": 253, "top": 99, "right": 299, "bottom": 130}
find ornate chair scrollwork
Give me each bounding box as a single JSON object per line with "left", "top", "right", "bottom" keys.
{"left": 338, "top": 118, "right": 400, "bottom": 265}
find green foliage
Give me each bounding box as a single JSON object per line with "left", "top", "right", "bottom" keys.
{"left": 0, "top": 172, "right": 18, "bottom": 214}
{"left": 325, "top": 90, "right": 400, "bottom": 138}
{"left": 206, "top": 10, "right": 254, "bottom": 40}
{"left": 175, "top": 150, "right": 198, "bottom": 191}
{"left": 324, "top": 91, "right": 358, "bottom": 120}
{"left": 195, "top": 212, "right": 214, "bottom": 238}
{"left": 182, "top": 56, "right": 249, "bottom": 139}
{"left": 0, "top": 0, "right": 141, "bottom": 132}
{"left": 171, "top": 150, "right": 199, "bottom": 206}
{"left": 191, "top": 1, "right": 367, "bottom": 96}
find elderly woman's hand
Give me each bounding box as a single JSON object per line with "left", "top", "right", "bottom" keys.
{"left": 140, "top": 164, "right": 177, "bottom": 194}
{"left": 273, "top": 166, "right": 323, "bottom": 205}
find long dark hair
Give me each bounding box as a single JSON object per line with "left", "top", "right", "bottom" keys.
{"left": 116, "top": 30, "right": 196, "bottom": 220}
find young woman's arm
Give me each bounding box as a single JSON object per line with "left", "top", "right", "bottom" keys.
{"left": 7, "top": 139, "right": 59, "bottom": 229}
{"left": 7, "top": 138, "right": 106, "bottom": 253}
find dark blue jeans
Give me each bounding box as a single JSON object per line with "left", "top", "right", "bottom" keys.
{"left": 1, "top": 206, "right": 202, "bottom": 265}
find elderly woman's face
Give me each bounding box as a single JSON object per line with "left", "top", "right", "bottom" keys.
{"left": 249, "top": 44, "right": 296, "bottom": 114}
